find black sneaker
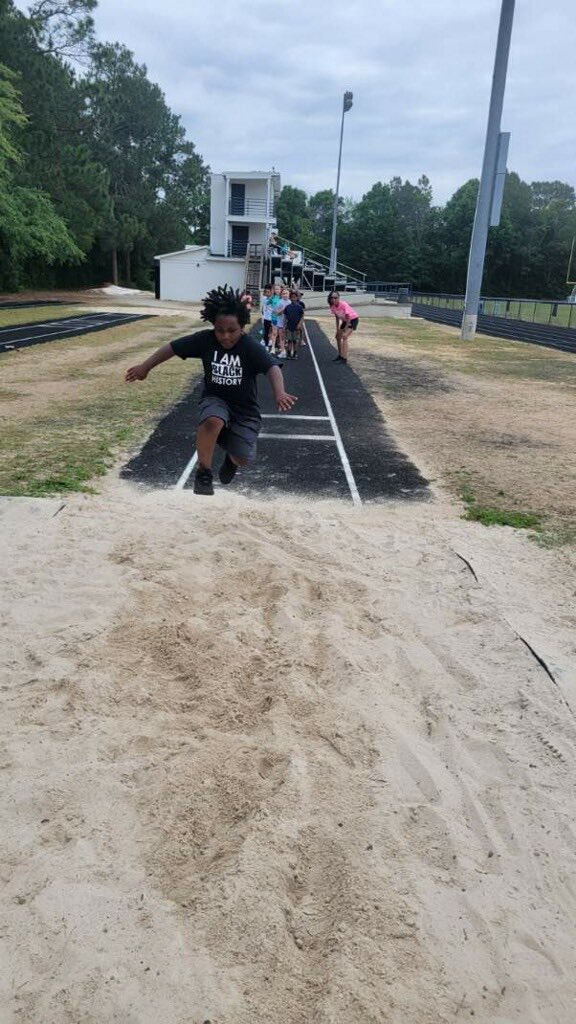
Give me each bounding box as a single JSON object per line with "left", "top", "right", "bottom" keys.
{"left": 193, "top": 466, "right": 214, "bottom": 495}
{"left": 219, "top": 454, "right": 238, "bottom": 485}
{"left": 333, "top": 355, "right": 344, "bottom": 362}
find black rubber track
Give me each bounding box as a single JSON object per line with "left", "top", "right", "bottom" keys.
{"left": 0, "top": 312, "right": 151, "bottom": 352}
{"left": 121, "top": 319, "right": 429, "bottom": 504}
{"left": 412, "top": 303, "right": 576, "bottom": 354}
{"left": 0, "top": 300, "right": 81, "bottom": 309}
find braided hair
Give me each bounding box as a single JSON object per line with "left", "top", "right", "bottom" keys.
{"left": 201, "top": 285, "right": 251, "bottom": 327}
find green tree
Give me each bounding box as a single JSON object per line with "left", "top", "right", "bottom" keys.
{"left": 275, "top": 185, "right": 310, "bottom": 246}
{"left": 529, "top": 179, "right": 576, "bottom": 297}
{"left": 385, "top": 175, "right": 439, "bottom": 286}
{"left": 0, "top": 60, "right": 26, "bottom": 168}
{"left": 437, "top": 179, "right": 478, "bottom": 292}
{"left": 82, "top": 42, "right": 209, "bottom": 285}
{"left": 0, "top": 60, "right": 82, "bottom": 289}
{"left": 339, "top": 182, "right": 402, "bottom": 280}
{"left": 26, "top": 0, "right": 97, "bottom": 60}
{"left": 0, "top": 0, "right": 110, "bottom": 272}
{"left": 307, "top": 189, "right": 340, "bottom": 255}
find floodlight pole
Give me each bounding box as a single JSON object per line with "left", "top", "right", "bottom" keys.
{"left": 329, "top": 91, "right": 353, "bottom": 276}
{"left": 461, "top": 0, "right": 515, "bottom": 340}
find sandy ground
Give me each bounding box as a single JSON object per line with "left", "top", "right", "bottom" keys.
{"left": 2, "top": 476, "right": 576, "bottom": 1024}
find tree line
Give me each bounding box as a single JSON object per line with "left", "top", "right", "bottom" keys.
{"left": 277, "top": 174, "right": 576, "bottom": 300}
{"left": 1, "top": 0, "right": 575, "bottom": 299}
{"left": 0, "top": 0, "right": 209, "bottom": 292}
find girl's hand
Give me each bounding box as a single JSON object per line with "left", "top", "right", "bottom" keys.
{"left": 125, "top": 364, "right": 149, "bottom": 382}
{"left": 276, "top": 392, "right": 298, "bottom": 412}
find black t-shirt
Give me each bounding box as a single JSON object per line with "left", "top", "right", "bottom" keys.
{"left": 283, "top": 302, "right": 304, "bottom": 330}
{"left": 171, "top": 329, "right": 277, "bottom": 414}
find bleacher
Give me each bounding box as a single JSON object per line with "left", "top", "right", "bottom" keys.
{"left": 265, "top": 237, "right": 366, "bottom": 294}
{"left": 242, "top": 237, "right": 411, "bottom": 310}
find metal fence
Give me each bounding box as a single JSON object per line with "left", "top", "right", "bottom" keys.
{"left": 227, "top": 240, "right": 249, "bottom": 257}
{"left": 228, "top": 198, "right": 275, "bottom": 217}
{"left": 413, "top": 292, "right": 576, "bottom": 329}
{"left": 364, "top": 282, "right": 412, "bottom": 300}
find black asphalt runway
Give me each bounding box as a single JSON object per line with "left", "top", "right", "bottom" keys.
{"left": 0, "top": 312, "right": 150, "bottom": 352}
{"left": 121, "top": 320, "right": 429, "bottom": 504}
{"left": 0, "top": 299, "right": 80, "bottom": 309}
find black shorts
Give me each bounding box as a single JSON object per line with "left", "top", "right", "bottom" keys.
{"left": 198, "top": 397, "right": 261, "bottom": 463}
{"left": 341, "top": 318, "right": 359, "bottom": 331}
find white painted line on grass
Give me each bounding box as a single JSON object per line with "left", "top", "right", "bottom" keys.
{"left": 175, "top": 451, "right": 198, "bottom": 490}
{"left": 259, "top": 433, "right": 336, "bottom": 441}
{"left": 304, "top": 324, "right": 362, "bottom": 506}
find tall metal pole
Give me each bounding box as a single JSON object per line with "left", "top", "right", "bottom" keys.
{"left": 329, "top": 91, "right": 353, "bottom": 276}
{"left": 461, "top": 0, "right": 515, "bottom": 340}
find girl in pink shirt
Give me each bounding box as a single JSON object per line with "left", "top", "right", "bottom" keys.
{"left": 327, "top": 292, "right": 359, "bottom": 363}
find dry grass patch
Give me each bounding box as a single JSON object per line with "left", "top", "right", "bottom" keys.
{"left": 0, "top": 305, "right": 87, "bottom": 328}
{"left": 0, "top": 313, "right": 201, "bottom": 496}
{"left": 331, "top": 315, "right": 576, "bottom": 546}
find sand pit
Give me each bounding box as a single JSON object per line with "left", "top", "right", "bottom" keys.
{"left": 1, "top": 479, "right": 576, "bottom": 1024}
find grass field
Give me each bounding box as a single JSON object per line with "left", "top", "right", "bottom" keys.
{"left": 357, "top": 314, "right": 576, "bottom": 384}
{"left": 316, "top": 313, "right": 576, "bottom": 546}
{"left": 1, "top": 309, "right": 575, "bottom": 546}
{"left": 0, "top": 305, "right": 86, "bottom": 328}
{"left": 0, "top": 312, "right": 201, "bottom": 496}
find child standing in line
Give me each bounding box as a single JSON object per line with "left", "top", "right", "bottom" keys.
{"left": 260, "top": 282, "right": 273, "bottom": 348}
{"left": 296, "top": 291, "right": 307, "bottom": 347}
{"left": 327, "top": 291, "right": 359, "bottom": 364}
{"left": 284, "top": 290, "right": 304, "bottom": 359}
{"left": 268, "top": 283, "right": 288, "bottom": 359}
{"left": 276, "top": 286, "right": 291, "bottom": 359}
{"left": 125, "top": 285, "right": 297, "bottom": 496}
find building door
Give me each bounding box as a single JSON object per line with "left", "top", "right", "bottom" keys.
{"left": 230, "top": 183, "right": 245, "bottom": 216}
{"left": 230, "top": 224, "right": 249, "bottom": 257}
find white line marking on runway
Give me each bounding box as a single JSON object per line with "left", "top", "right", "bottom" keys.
{"left": 0, "top": 314, "right": 132, "bottom": 335}
{"left": 0, "top": 314, "right": 142, "bottom": 347}
{"left": 261, "top": 414, "right": 330, "bottom": 421}
{"left": 175, "top": 451, "right": 198, "bottom": 490}
{"left": 172, "top": 326, "right": 362, "bottom": 501}
{"left": 259, "top": 433, "right": 336, "bottom": 441}
{"left": 304, "top": 324, "right": 362, "bottom": 506}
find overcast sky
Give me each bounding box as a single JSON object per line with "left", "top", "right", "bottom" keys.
{"left": 17, "top": 0, "right": 576, "bottom": 206}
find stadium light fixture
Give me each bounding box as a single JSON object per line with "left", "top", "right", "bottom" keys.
{"left": 329, "top": 91, "right": 354, "bottom": 276}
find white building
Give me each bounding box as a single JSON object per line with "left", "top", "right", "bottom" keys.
{"left": 154, "top": 170, "right": 280, "bottom": 302}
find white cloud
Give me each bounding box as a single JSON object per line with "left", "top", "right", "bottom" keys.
{"left": 12, "top": 0, "right": 576, "bottom": 204}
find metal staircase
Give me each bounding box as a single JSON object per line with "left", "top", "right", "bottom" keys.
{"left": 244, "top": 245, "right": 264, "bottom": 303}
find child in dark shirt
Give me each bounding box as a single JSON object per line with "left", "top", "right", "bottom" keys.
{"left": 283, "top": 291, "right": 305, "bottom": 359}
{"left": 125, "top": 285, "right": 297, "bottom": 495}
{"left": 297, "top": 291, "right": 307, "bottom": 346}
